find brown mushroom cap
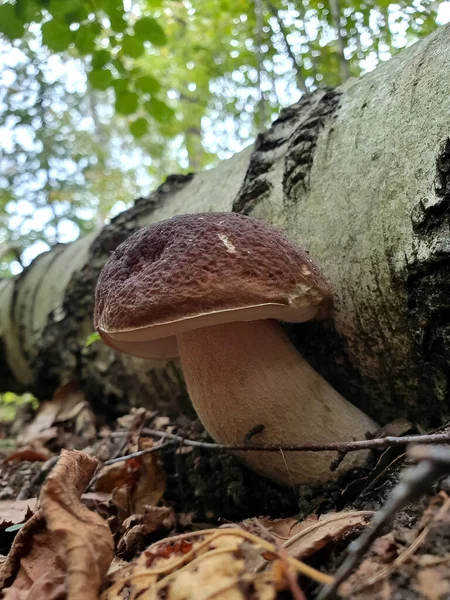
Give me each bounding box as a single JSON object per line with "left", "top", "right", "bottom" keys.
{"left": 94, "top": 212, "right": 332, "bottom": 358}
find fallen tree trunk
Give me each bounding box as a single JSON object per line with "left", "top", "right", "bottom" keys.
{"left": 1, "top": 24, "right": 449, "bottom": 425}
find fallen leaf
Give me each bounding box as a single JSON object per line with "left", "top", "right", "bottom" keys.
{"left": 132, "top": 438, "right": 166, "bottom": 514}
{"left": 245, "top": 515, "right": 319, "bottom": 541}
{"left": 282, "top": 511, "right": 374, "bottom": 560}
{"left": 102, "top": 529, "right": 306, "bottom": 600}
{"left": 95, "top": 438, "right": 165, "bottom": 519}
{"left": 117, "top": 506, "right": 176, "bottom": 558}
{"left": 0, "top": 499, "right": 37, "bottom": 530}
{"left": 94, "top": 461, "right": 139, "bottom": 494}
{"left": 18, "top": 404, "right": 61, "bottom": 447}
{"left": 415, "top": 566, "right": 450, "bottom": 600}
{"left": 3, "top": 441, "right": 52, "bottom": 464}
{"left": 247, "top": 511, "right": 374, "bottom": 572}
{"left": 1, "top": 449, "right": 114, "bottom": 600}
{"left": 19, "top": 382, "right": 96, "bottom": 448}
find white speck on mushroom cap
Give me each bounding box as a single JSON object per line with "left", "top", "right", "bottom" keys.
{"left": 301, "top": 265, "right": 311, "bottom": 276}
{"left": 217, "top": 232, "right": 236, "bottom": 254}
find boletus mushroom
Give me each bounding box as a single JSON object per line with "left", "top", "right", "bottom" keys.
{"left": 94, "top": 212, "right": 378, "bottom": 485}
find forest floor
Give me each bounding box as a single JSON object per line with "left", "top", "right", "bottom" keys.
{"left": 0, "top": 382, "right": 449, "bottom": 599}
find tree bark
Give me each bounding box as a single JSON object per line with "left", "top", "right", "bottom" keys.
{"left": 1, "top": 24, "right": 449, "bottom": 426}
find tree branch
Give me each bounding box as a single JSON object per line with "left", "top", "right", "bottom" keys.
{"left": 265, "top": 0, "right": 307, "bottom": 92}
{"left": 253, "top": 0, "right": 268, "bottom": 127}
{"left": 328, "top": 0, "right": 350, "bottom": 81}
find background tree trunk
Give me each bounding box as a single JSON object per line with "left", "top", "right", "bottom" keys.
{"left": 1, "top": 24, "right": 449, "bottom": 426}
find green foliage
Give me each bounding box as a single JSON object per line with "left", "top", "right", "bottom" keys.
{"left": 0, "top": 0, "right": 445, "bottom": 275}
{"left": 0, "top": 0, "right": 173, "bottom": 136}
{"left": 85, "top": 331, "right": 101, "bottom": 346}
{"left": 130, "top": 117, "right": 149, "bottom": 138}
{"left": 134, "top": 16, "right": 167, "bottom": 45}
{"left": 5, "top": 523, "right": 26, "bottom": 533}
{"left": 0, "top": 392, "right": 39, "bottom": 423}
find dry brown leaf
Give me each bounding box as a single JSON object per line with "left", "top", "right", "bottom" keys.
{"left": 0, "top": 512, "right": 47, "bottom": 591}
{"left": 41, "top": 450, "right": 114, "bottom": 600}
{"left": 19, "top": 382, "right": 95, "bottom": 448}
{"left": 3, "top": 441, "right": 52, "bottom": 464}
{"left": 132, "top": 438, "right": 166, "bottom": 514}
{"left": 4, "top": 526, "right": 67, "bottom": 600}
{"left": 95, "top": 439, "right": 165, "bottom": 519}
{"left": 1, "top": 449, "right": 114, "bottom": 600}
{"left": 0, "top": 499, "right": 37, "bottom": 530}
{"left": 248, "top": 510, "right": 373, "bottom": 573}
{"left": 117, "top": 506, "right": 176, "bottom": 558}
{"left": 18, "top": 403, "right": 61, "bottom": 446}
{"left": 247, "top": 515, "right": 319, "bottom": 541}
{"left": 94, "top": 461, "right": 139, "bottom": 494}
{"left": 415, "top": 566, "right": 450, "bottom": 600}
{"left": 103, "top": 530, "right": 277, "bottom": 600}
{"left": 102, "top": 528, "right": 332, "bottom": 600}
{"left": 282, "top": 510, "right": 374, "bottom": 560}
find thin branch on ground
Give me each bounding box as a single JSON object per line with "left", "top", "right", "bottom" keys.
{"left": 105, "top": 427, "right": 450, "bottom": 465}
{"left": 103, "top": 440, "right": 175, "bottom": 465}
{"left": 316, "top": 444, "right": 450, "bottom": 600}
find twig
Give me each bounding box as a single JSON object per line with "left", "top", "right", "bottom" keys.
{"left": 103, "top": 440, "right": 175, "bottom": 465}
{"left": 328, "top": 0, "right": 350, "bottom": 81}
{"left": 106, "top": 428, "right": 450, "bottom": 466}
{"left": 264, "top": 0, "right": 307, "bottom": 92}
{"left": 316, "top": 444, "right": 450, "bottom": 600}
{"left": 134, "top": 427, "right": 450, "bottom": 453}
{"left": 253, "top": 0, "right": 268, "bottom": 127}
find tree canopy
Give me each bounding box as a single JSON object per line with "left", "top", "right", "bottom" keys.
{"left": 0, "top": 0, "right": 447, "bottom": 275}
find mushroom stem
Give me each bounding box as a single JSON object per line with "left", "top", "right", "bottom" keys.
{"left": 177, "top": 319, "right": 378, "bottom": 485}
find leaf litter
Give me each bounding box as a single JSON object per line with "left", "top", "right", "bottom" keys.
{"left": 0, "top": 396, "right": 449, "bottom": 599}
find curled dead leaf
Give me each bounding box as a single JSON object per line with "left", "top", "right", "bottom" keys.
{"left": 0, "top": 449, "right": 114, "bottom": 600}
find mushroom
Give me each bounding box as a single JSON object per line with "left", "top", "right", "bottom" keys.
{"left": 94, "top": 212, "right": 378, "bottom": 485}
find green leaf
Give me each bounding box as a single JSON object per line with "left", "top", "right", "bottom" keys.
{"left": 115, "top": 91, "right": 139, "bottom": 115}
{"left": 112, "top": 57, "right": 126, "bottom": 74}
{"left": 129, "top": 118, "right": 149, "bottom": 138}
{"left": 74, "top": 23, "right": 101, "bottom": 55}
{"left": 16, "top": 0, "right": 42, "bottom": 23}
{"left": 134, "top": 17, "right": 167, "bottom": 46}
{"left": 85, "top": 332, "right": 100, "bottom": 346}
{"left": 88, "top": 68, "right": 114, "bottom": 91}
{"left": 109, "top": 9, "right": 127, "bottom": 33}
{"left": 41, "top": 20, "right": 73, "bottom": 52}
{"left": 92, "top": 49, "right": 110, "bottom": 69}
{"left": 5, "top": 523, "right": 25, "bottom": 533}
{"left": 113, "top": 78, "right": 129, "bottom": 94}
{"left": 121, "top": 35, "right": 145, "bottom": 58}
{"left": 0, "top": 4, "right": 25, "bottom": 40}
{"left": 64, "top": 5, "right": 90, "bottom": 25}
{"left": 134, "top": 75, "right": 161, "bottom": 94}
{"left": 49, "top": 0, "right": 88, "bottom": 23}
{"left": 144, "top": 98, "right": 175, "bottom": 123}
